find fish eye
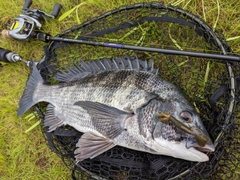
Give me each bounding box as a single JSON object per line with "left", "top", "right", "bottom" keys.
{"left": 180, "top": 111, "right": 193, "bottom": 123}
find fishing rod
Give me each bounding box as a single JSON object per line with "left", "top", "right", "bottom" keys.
{"left": 4, "top": 29, "right": 239, "bottom": 63}
{"left": 3, "top": 29, "right": 240, "bottom": 63}
{"left": 47, "top": 36, "right": 240, "bottom": 62}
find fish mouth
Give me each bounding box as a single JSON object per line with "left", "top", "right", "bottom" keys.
{"left": 186, "top": 137, "right": 215, "bottom": 153}
{"left": 194, "top": 144, "right": 215, "bottom": 152}
{"left": 185, "top": 146, "right": 210, "bottom": 162}
{"left": 153, "top": 137, "right": 212, "bottom": 162}
{"left": 183, "top": 142, "right": 214, "bottom": 162}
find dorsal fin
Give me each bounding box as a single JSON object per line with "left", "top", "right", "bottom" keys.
{"left": 54, "top": 55, "right": 159, "bottom": 82}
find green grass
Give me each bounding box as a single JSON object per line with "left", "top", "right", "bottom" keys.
{"left": 0, "top": 0, "right": 239, "bottom": 179}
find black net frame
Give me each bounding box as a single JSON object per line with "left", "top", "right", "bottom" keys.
{"left": 33, "top": 2, "right": 239, "bottom": 179}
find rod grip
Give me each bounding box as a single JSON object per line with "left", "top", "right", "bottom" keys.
{"left": 0, "top": 48, "right": 11, "bottom": 62}
{"left": 51, "top": 3, "right": 62, "bottom": 18}
{"left": 1, "top": 30, "right": 10, "bottom": 38}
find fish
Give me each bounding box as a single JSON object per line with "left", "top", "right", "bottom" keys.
{"left": 17, "top": 55, "right": 215, "bottom": 163}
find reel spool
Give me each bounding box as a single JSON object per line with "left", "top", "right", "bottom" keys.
{"left": 34, "top": 2, "right": 239, "bottom": 179}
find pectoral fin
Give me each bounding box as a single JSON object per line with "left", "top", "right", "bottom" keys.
{"left": 74, "top": 101, "right": 133, "bottom": 138}
{"left": 74, "top": 132, "right": 115, "bottom": 162}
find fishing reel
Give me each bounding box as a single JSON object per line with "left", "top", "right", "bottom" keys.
{"left": 1, "top": 0, "right": 61, "bottom": 41}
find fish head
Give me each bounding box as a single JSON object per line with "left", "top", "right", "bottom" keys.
{"left": 152, "top": 99, "right": 215, "bottom": 162}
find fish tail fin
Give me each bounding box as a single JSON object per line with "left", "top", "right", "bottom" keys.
{"left": 17, "top": 62, "right": 44, "bottom": 117}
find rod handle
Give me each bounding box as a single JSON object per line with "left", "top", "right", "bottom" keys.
{"left": 0, "top": 48, "right": 11, "bottom": 62}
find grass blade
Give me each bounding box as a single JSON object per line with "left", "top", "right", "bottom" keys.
{"left": 25, "top": 120, "right": 41, "bottom": 133}
{"left": 76, "top": 7, "right": 81, "bottom": 24}
{"left": 213, "top": 0, "right": 220, "bottom": 29}
{"left": 227, "top": 36, "right": 240, "bottom": 41}
{"left": 58, "top": 7, "right": 77, "bottom": 21}
{"left": 58, "top": 1, "right": 87, "bottom": 21}
{"left": 204, "top": 61, "right": 210, "bottom": 89}
{"left": 202, "top": 0, "right": 206, "bottom": 22}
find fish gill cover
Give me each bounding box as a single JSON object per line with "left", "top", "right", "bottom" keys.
{"left": 31, "top": 2, "right": 239, "bottom": 180}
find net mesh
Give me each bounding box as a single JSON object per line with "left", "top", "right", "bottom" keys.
{"left": 34, "top": 2, "right": 240, "bottom": 179}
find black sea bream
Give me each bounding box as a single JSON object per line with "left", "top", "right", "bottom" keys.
{"left": 18, "top": 55, "right": 215, "bottom": 162}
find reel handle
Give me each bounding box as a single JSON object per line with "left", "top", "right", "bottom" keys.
{"left": 23, "top": 0, "right": 32, "bottom": 10}
{"left": 51, "top": 3, "right": 62, "bottom": 18}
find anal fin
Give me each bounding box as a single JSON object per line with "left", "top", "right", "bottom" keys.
{"left": 74, "top": 132, "right": 115, "bottom": 162}
{"left": 44, "top": 104, "right": 64, "bottom": 132}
